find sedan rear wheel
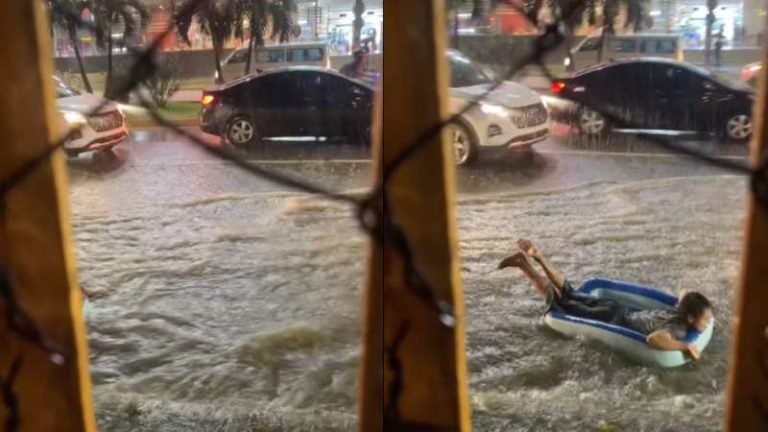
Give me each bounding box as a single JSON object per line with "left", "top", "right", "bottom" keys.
{"left": 723, "top": 113, "right": 752, "bottom": 143}
{"left": 447, "top": 121, "right": 478, "bottom": 166}
{"left": 226, "top": 116, "right": 259, "bottom": 146}
{"left": 578, "top": 108, "right": 610, "bottom": 136}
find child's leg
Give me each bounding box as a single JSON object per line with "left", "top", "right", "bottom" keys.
{"left": 498, "top": 252, "right": 561, "bottom": 301}
{"left": 499, "top": 251, "right": 625, "bottom": 323}
{"left": 518, "top": 239, "right": 566, "bottom": 291}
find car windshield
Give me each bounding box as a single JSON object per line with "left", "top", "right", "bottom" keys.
{"left": 54, "top": 78, "right": 81, "bottom": 98}
{"left": 449, "top": 55, "right": 493, "bottom": 88}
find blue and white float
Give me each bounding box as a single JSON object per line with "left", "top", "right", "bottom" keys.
{"left": 543, "top": 278, "right": 714, "bottom": 368}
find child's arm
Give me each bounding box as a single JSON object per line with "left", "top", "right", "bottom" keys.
{"left": 646, "top": 330, "right": 700, "bottom": 360}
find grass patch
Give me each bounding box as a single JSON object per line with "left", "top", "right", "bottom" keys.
{"left": 124, "top": 101, "right": 200, "bottom": 128}
{"left": 61, "top": 73, "right": 213, "bottom": 93}
{"left": 159, "top": 101, "right": 201, "bottom": 118}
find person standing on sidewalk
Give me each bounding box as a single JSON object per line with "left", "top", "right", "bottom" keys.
{"left": 714, "top": 31, "right": 725, "bottom": 67}
{"left": 340, "top": 48, "right": 379, "bottom": 85}
{"left": 340, "top": 49, "right": 368, "bottom": 79}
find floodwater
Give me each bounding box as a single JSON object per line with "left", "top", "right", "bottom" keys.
{"left": 460, "top": 174, "right": 745, "bottom": 431}
{"left": 69, "top": 132, "right": 748, "bottom": 431}
{"left": 70, "top": 136, "right": 369, "bottom": 431}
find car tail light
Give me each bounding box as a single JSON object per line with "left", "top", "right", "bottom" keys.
{"left": 551, "top": 81, "right": 566, "bottom": 93}
{"left": 201, "top": 94, "right": 216, "bottom": 106}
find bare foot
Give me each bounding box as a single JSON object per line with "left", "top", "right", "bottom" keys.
{"left": 517, "top": 239, "right": 541, "bottom": 260}
{"left": 498, "top": 251, "right": 529, "bottom": 269}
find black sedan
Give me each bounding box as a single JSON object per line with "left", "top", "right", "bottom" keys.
{"left": 200, "top": 66, "right": 373, "bottom": 146}
{"left": 547, "top": 58, "right": 755, "bottom": 142}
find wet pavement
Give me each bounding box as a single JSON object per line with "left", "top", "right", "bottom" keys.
{"left": 69, "top": 127, "right": 749, "bottom": 431}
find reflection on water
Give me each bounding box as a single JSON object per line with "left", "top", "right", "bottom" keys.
{"left": 460, "top": 176, "right": 744, "bottom": 431}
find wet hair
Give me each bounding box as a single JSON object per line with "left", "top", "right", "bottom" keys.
{"left": 677, "top": 291, "right": 712, "bottom": 320}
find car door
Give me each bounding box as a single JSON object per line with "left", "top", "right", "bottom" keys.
{"left": 301, "top": 72, "right": 373, "bottom": 143}
{"left": 579, "top": 63, "right": 650, "bottom": 126}
{"left": 245, "top": 72, "right": 305, "bottom": 137}
{"left": 648, "top": 64, "right": 711, "bottom": 131}
{"left": 333, "top": 76, "right": 374, "bottom": 144}
{"left": 617, "top": 63, "right": 661, "bottom": 129}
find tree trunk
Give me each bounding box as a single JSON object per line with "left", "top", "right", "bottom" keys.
{"left": 106, "top": 24, "right": 114, "bottom": 98}
{"left": 352, "top": 0, "right": 365, "bottom": 49}
{"left": 213, "top": 38, "right": 225, "bottom": 84}
{"left": 69, "top": 24, "right": 93, "bottom": 93}
{"left": 452, "top": 9, "right": 460, "bottom": 49}
{"left": 245, "top": 32, "right": 255, "bottom": 75}
{"left": 169, "top": 0, "right": 177, "bottom": 49}
{"left": 598, "top": 0, "right": 618, "bottom": 64}
{"left": 597, "top": 25, "right": 607, "bottom": 63}
{"left": 705, "top": 0, "right": 717, "bottom": 66}
{"left": 564, "top": 30, "right": 576, "bottom": 72}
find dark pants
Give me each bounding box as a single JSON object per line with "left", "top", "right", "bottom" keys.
{"left": 547, "top": 280, "right": 627, "bottom": 325}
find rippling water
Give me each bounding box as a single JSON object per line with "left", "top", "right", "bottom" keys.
{"left": 460, "top": 175, "right": 744, "bottom": 431}
{"left": 73, "top": 165, "right": 744, "bottom": 430}
{"left": 73, "top": 191, "right": 365, "bottom": 431}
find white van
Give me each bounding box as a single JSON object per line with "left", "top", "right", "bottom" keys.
{"left": 566, "top": 34, "right": 683, "bottom": 72}
{"left": 218, "top": 42, "right": 331, "bottom": 82}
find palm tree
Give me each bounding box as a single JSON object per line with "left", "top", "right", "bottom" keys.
{"left": 175, "top": 0, "right": 239, "bottom": 84}
{"left": 49, "top": 0, "right": 95, "bottom": 93}
{"left": 92, "top": 0, "right": 150, "bottom": 99}
{"left": 445, "top": 0, "right": 489, "bottom": 49}
{"left": 233, "top": 0, "right": 295, "bottom": 75}
{"left": 583, "top": 0, "right": 647, "bottom": 62}
{"left": 704, "top": 0, "right": 717, "bottom": 66}
{"left": 543, "top": 0, "right": 588, "bottom": 69}
{"left": 352, "top": 0, "right": 365, "bottom": 50}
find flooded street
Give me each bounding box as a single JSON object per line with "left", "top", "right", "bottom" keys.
{"left": 69, "top": 129, "right": 749, "bottom": 431}
{"left": 460, "top": 176, "right": 744, "bottom": 431}
{"left": 70, "top": 130, "right": 369, "bottom": 431}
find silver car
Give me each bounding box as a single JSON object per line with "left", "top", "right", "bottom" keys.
{"left": 54, "top": 76, "right": 129, "bottom": 157}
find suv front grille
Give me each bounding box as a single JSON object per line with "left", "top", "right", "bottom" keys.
{"left": 510, "top": 103, "right": 548, "bottom": 128}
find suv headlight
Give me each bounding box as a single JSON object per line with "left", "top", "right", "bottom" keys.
{"left": 62, "top": 111, "right": 87, "bottom": 125}
{"left": 480, "top": 103, "right": 509, "bottom": 117}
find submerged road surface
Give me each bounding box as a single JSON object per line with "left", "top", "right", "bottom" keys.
{"left": 69, "top": 129, "right": 748, "bottom": 431}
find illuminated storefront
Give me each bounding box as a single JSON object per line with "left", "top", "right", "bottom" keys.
{"left": 296, "top": 0, "right": 383, "bottom": 55}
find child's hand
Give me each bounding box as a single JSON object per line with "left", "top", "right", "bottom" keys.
{"left": 686, "top": 344, "right": 701, "bottom": 361}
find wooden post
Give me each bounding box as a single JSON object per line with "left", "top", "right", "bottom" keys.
{"left": 724, "top": 14, "right": 768, "bottom": 432}
{"left": 376, "top": 0, "right": 471, "bottom": 429}
{"left": 0, "top": 1, "right": 96, "bottom": 431}
{"left": 359, "top": 74, "right": 384, "bottom": 431}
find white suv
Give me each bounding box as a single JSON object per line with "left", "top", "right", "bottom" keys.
{"left": 54, "top": 76, "right": 128, "bottom": 157}
{"left": 447, "top": 50, "right": 549, "bottom": 165}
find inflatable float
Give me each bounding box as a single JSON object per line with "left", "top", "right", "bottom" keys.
{"left": 543, "top": 278, "right": 714, "bottom": 368}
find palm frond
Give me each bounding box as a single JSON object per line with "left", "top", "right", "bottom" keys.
{"left": 270, "top": 0, "right": 294, "bottom": 43}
